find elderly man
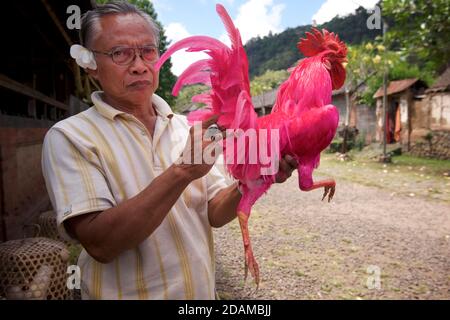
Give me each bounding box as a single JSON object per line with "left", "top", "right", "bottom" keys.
{"left": 42, "top": 1, "right": 296, "bottom": 300}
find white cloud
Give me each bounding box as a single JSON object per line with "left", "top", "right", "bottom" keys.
{"left": 312, "top": 0, "right": 379, "bottom": 24}
{"left": 151, "top": 0, "right": 172, "bottom": 12}
{"left": 164, "top": 1, "right": 285, "bottom": 75}
{"left": 221, "top": 0, "right": 285, "bottom": 46}
{"left": 165, "top": 22, "right": 190, "bottom": 43}
{"left": 164, "top": 22, "right": 209, "bottom": 76}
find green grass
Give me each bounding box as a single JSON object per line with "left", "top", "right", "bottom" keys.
{"left": 322, "top": 147, "right": 450, "bottom": 178}
{"left": 390, "top": 155, "right": 450, "bottom": 176}
{"left": 342, "top": 144, "right": 450, "bottom": 176}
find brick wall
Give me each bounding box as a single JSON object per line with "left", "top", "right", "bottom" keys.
{"left": 0, "top": 116, "right": 53, "bottom": 241}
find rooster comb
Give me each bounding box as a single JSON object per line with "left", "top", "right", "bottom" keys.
{"left": 297, "top": 28, "right": 347, "bottom": 58}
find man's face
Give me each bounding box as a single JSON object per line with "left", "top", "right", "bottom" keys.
{"left": 88, "top": 14, "right": 159, "bottom": 107}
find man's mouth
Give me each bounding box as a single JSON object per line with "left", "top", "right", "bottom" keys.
{"left": 127, "top": 80, "right": 152, "bottom": 88}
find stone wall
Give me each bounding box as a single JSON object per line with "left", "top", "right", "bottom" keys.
{"left": 407, "top": 130, "right": 450, "bottom": 160}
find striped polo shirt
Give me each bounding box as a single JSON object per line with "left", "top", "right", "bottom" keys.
{"left": 41, "top": 91, "right": 231, "bottom": 299}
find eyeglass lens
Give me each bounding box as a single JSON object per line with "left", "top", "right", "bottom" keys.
{"left": 112, "top": 46, "right": 158, "bottom": 65}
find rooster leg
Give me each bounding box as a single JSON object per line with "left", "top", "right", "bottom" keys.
{"left": 237, "top": 211, "right": 260, "bottom": 289}
{"left": 303, "top": 179, "right": 336, "bottom": 202}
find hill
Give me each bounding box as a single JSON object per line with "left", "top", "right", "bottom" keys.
{"left": 245, "top": 6, "right": 383, "bottom": 78}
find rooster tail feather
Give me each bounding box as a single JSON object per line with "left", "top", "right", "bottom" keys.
{"left": 172, "top": 59, "right": 211, "bottom": 96}
{"left": 174, "top": 72, "right": 212, "bottom": 95}
{"left": 187, "top": 109, "right": 215, "bottom": 124}
{"left": 216, "top": 4, "right": 240, "bottom": 49}
{"left": 154, "top": 35, "right": 227, "bottom": 71}
{"left": 191, "top": 92, "right": 212, "bottom": 105}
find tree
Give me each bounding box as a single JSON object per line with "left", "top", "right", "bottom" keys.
{"left": 382, "top": 0, "right": 450, "bottom": 74}
{"left": 250, "top": 69, "right": 289, "bottom": 96}
{"left": 346, "top": 40, "right": 431, "bottom": 106}
{"left": 173, "top": 85, "right": 209, "bottom": 113}
{"left": 96, "top": 0, "right": 177, "bottom": 105}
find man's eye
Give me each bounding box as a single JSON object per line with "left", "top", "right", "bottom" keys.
{"left": 143, "top": 47, "right": 156, "bottom": 55}
{"left": 113, "top": 49, "right": 125, "bottom": 57}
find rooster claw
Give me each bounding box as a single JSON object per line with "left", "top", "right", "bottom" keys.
{"left": 243, "top": 248, "right": 260, "bottom": 290}
{"left": 321, "top": 185, "right": 335, "bottom": 202}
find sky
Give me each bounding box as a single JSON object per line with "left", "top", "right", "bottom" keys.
{"left": 152, "top": 0, "right": 379, "bottom": 75}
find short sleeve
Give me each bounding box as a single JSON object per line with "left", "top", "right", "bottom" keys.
{"left": 41, "top": 128, "right": 116, "bottom": 242}
{"left": 205, "top": 154, "right": 235, "bottom": 202}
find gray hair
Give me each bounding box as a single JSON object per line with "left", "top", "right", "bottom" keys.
{"left": 80, "top": 1, "right": 160, "bottom": 49}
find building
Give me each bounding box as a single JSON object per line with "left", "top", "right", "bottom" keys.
{"left": 0, "top": 1, "right": 95, "bottom": 241}
{"left": 425, "top": 67, "right": 450, "bottom": 131}
{"left": 252, "top": 89, "right": 277, "bottom": 116}
{"left": 373, "top": 78, "right": 428, "bottom": 147}
{"left": 373, "top": 75, "right": 450, "bottom": 159}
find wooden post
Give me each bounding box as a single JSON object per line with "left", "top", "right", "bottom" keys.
{"left": 72, "top": 61, "right": 84, "bottom": 98}
{"left": 84, "top": 75, "right": 91, "bottom": 102}
{"left": 40, "top": 0, "right": 73, "bottom": 46}
{"left": 380, "top": 20, "right": 391, "bottom": 163}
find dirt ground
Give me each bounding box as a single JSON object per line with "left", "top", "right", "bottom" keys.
{"left": 214, "top": 153, "right": 450, "bottom": 300}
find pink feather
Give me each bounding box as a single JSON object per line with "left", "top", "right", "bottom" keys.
{"left": 156, "top": 3, "right": 347, "bottom": 289}
{"left": 172, "top": 59, "right": 211, "bottom": 96}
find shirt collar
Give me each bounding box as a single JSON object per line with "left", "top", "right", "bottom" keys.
{"left": 91, "top": 91, "right": 174, "bottom": 121}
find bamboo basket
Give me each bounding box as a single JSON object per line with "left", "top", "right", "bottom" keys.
{"left": 0, "top": 237, "right": 71, "bottom": 300}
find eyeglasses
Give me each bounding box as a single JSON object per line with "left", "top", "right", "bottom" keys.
{"left": 92, "top": 45, "right": 159, "bottom": 66}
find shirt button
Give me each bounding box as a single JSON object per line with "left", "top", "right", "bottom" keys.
{"left": 141, "top": 131, "right": 146, "bottom": 136}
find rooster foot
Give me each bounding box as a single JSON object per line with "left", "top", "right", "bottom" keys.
{"left": 237, "top": 211, "right": 260, "bottom": 289}
{"left": 243, "top": 245, "right": 260, "bottom": 289}
{"left": 321, "top": 185, "right": 335, "bottom": 202}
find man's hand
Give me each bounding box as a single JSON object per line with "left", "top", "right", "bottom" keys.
{"left": 275, "top": 155, "right": 298, "bottom": 183}
{"left": 174, "top": 115, "right": 224, "bottom": 182}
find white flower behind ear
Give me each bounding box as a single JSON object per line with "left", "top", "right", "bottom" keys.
{"left": 70, "top": 44, "right": 97, "bottom": 70}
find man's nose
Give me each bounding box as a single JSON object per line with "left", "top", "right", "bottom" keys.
{"left": 129, "top": 53, "right": 149, "bottom": 74}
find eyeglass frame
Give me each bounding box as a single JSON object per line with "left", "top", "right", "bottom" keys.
{"left": 91, "top": 44, "right": 160, "bottom": 66}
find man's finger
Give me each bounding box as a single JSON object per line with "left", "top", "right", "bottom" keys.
{"left": 202, "top": 114, "right": 220, "bottom": 129}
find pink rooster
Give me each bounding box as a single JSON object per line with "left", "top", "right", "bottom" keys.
{"left": 155, "top": 4, "right": 347, "bottom": 288}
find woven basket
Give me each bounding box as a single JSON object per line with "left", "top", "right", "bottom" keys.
{"left": 0, "top": 237, "right": 71, "bottom": 300}
{"left": 37, "top": 211, "right": 70, "bottom": 244}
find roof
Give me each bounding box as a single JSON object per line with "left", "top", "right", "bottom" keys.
{"left": 426, "top": 67, "right": 450, "bottom": 93}
{"left": 373, "top": 78, "right": 419, "bottom": 98}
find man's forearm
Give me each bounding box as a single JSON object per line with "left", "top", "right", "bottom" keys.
{"left": 208, "top": 182, "right": 242, "bottom": 228}
{"left": 68, "top": 164, "right": 192, "bottom": 263}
